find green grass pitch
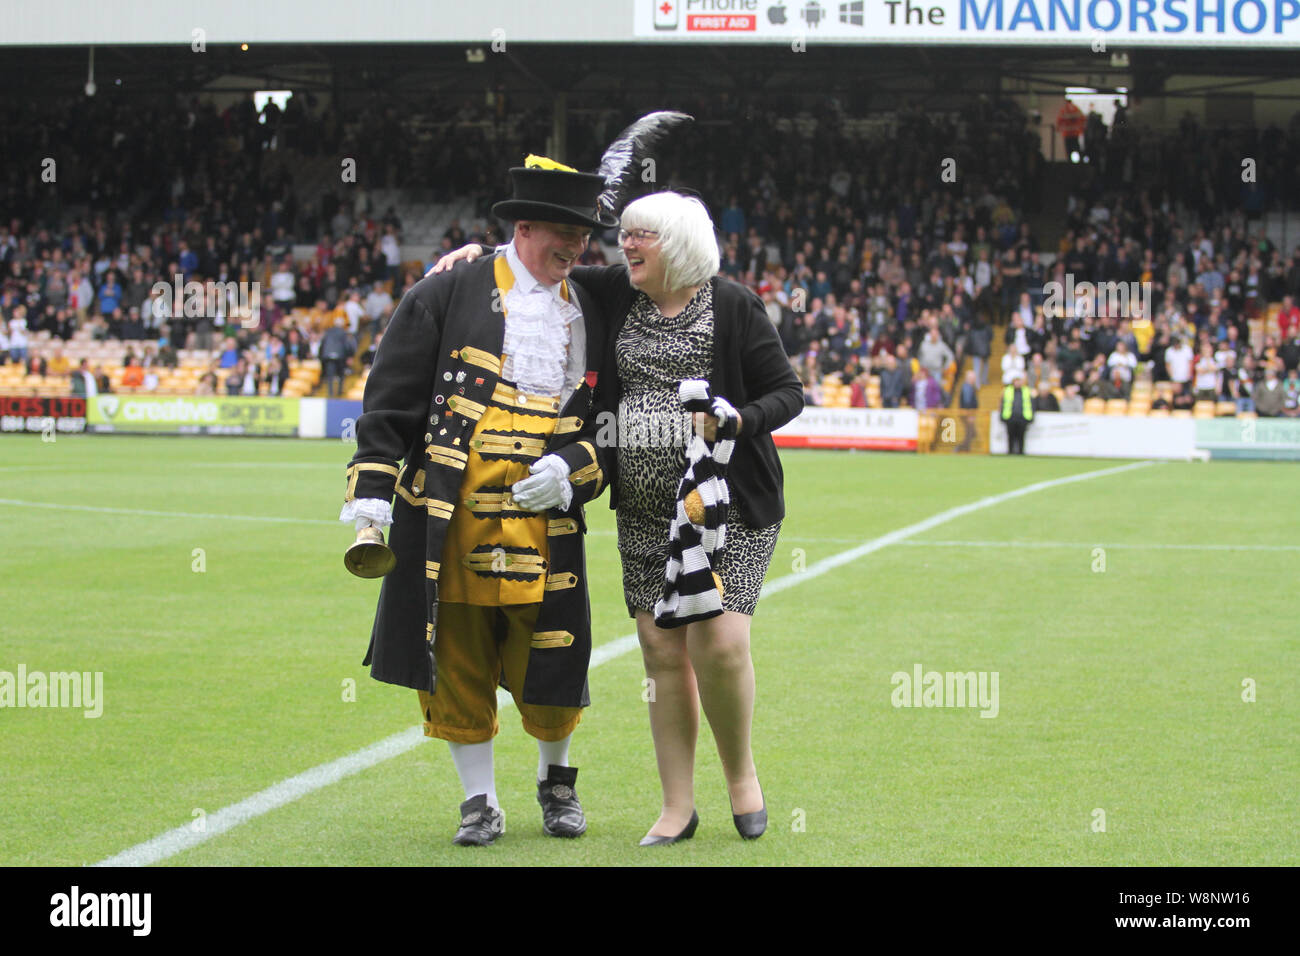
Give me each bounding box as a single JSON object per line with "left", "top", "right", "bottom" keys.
{"left": 0, "top": 435, "right": 1296, "bottom": 866}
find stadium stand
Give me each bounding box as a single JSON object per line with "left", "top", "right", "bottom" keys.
{"left": 3, "top": 91, "right": 1300, "bottom": 420}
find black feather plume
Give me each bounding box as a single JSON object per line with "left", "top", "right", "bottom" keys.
{"left": 596, "top": 111, "right": 694, "bottom": 219}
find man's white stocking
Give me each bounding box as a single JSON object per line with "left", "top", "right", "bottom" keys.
{"left": 448, "top": 740, "right": 498, "bottom": 809}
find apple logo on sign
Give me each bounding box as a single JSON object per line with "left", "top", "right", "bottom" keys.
{"left": 768, "top": 2, "right": 787, "bottom": 24}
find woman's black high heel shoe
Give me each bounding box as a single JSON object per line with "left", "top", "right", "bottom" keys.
{"left": 639, "top": 810, "right": 699, "bottom": 846}
{"left": 732, "top": 787, "right": 767, "bottom": 840}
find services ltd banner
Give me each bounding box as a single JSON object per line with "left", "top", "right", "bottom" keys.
{"left": 774, "top": 405, "right": 919, "bottom": 449}
{"left": 635, "top": 0, "right": 1300, "bottom": 46}
{"left": 86, "top": 396, "right": 299, "bottom": 437}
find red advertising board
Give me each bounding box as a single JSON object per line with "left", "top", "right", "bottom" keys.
{"left": 0, "top": 396, "right": 88, "bottom": 434}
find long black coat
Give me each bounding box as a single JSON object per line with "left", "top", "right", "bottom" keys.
{"left": 344, "top": 254, "right": 607, "bottom": 706}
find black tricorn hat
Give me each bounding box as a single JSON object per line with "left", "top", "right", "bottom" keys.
{"left": 491, "top": 158, "right": 619, "bottom": 229}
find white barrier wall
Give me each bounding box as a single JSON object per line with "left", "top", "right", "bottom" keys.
{"left": 989, "top": 411, "right": 1198, "bottom": 459}
{"left": 298, "top": 398, "right": 327, "bottom": 439}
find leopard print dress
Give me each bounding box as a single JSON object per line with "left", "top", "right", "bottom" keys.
{"left": 615, "top": 282, "right": 781, "bottom": 619}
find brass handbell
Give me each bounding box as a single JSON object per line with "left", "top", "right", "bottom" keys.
{"left": 345, "top": 525, "right": 397, "bottom": 578}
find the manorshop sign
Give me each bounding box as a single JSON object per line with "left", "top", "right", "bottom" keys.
{"left": 634, "top": 0, "right": 1300, "bottom": 46}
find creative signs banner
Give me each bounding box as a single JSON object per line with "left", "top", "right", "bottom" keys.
{"left": 634, "top": 0, "right": 1300, "bottom": 46}
{"left": 86, "top": 396, "right": 299, "bottom": 437}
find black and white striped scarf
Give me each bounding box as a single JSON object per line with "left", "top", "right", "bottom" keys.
{"left": 653, "top": 379, "right": 739, "bottom": 629}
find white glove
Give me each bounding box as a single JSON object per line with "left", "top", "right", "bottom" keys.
{"left": 511, "top": 455, "right": 572, "bottom": 512}
{"left": 340, "top": 498, "right": 393, "bottom": 530}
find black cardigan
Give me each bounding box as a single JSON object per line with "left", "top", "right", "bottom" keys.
{"left": 570, "top": 263, "right": 804, "bottom": 529}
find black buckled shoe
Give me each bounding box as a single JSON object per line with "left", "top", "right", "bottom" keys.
{"left": 452, "top": 793, "right": 505, "bottom": 846}
{"left": 537, "top": 764, "right": 587, "bottom": 838}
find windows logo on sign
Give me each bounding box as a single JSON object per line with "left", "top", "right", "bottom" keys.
{"left": 839, "top": 0, "right": 864, "bottom": 24}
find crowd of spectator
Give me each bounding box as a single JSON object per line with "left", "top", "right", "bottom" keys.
{"left": 621, "top": 95, "right": 1300, "bottom": 416}
{"left": 5, "top": 89, "right": 1300, "bottom": 415}
{"left": 0, "top": 91, "right": 427, "bottom": 396}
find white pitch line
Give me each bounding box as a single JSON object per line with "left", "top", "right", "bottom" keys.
{"left": 0, "top": 498, "right": 622, "bottom": 535}
{"left": 758, "top": 460, "right": 1155, "bottom": 600}
{"left": 197, "top": 463, "right": 346, "bottom": 468}
{"left": 92, "top": 726, "right": 428, "bottom": 867}
{"left": 901, "top": 539, "right": 1300, "bottom": 553}
{"left": 91, "top": 459, "right": 1153, "bottom": 867}
{"left": 0, "top": 499, "right": 339, "bottom": 526}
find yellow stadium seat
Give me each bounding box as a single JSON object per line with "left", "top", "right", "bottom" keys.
{"left": 1147, "top": 407, "right": 1170, "bottom": 417}
{"left": 1127, "top": 401, "right": 1150, "bottom": 416}
{"left": 1083, "top": 398, "right": 1105, "bottom": 415}
{"left": 1105, "top": 399, "right": 1128, "bottom": 416}
{"left": 1193, "top": 401, "right": 1216, "bottom": 419}
{"left": 1215, "top": 401, "right": 1237, "bottom": 417}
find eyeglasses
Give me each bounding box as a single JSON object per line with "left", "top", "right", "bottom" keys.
{"left": 618, "top": 229, "right": 660, "bottom": 246}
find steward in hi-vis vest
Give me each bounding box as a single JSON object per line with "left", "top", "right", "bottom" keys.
{"left": 1000, "top": 378, "right": 1034, "bottom": 455}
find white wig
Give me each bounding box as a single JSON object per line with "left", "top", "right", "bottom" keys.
{"left": 620, "top": 191, "right": 721, "bottom": 292}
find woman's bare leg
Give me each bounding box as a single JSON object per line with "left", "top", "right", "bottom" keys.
{"left": 636, "top": 611, "right": 699, "bottom": 837}
{"left": 687, "top": 610, "right": 763, "bottom": 814}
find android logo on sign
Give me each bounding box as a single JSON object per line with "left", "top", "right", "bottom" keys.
{"left": 801, "top": 1, "right": 825, "bottom": 27}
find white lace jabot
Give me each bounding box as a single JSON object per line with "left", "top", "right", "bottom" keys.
{"left": 500, "top": 242, "right": 585, "bottom": 400}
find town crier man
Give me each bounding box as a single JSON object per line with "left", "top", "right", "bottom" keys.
{"left": 341, "top": 156, "right": 614, "bottom": 846}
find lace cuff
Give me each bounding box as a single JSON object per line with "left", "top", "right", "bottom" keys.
{"left": 340, "top": 498, "right": 393, "bottom": 530}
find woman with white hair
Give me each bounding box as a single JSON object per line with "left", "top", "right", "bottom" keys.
{"left": 434, "top": 190, "right": 802, "bottom": 845}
